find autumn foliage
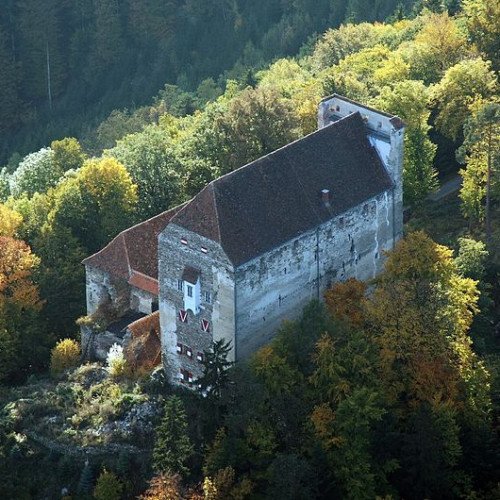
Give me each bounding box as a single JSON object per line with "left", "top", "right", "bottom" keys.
{"left": 0, "top": 236, "right": 42, "bottom": 316}
{"left": 50, "top": 338, "right": 81, "bottom": 375}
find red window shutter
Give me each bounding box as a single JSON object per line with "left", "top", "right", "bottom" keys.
{"left": 201, "top": 319, "right": 210, "bottom": 332}
{"left": 179, "top": 310, "right": 188, "bottom": 323}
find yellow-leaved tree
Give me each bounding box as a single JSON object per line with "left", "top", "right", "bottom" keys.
{"left": 0, "top": 235, "right": 45, "bottom": 381}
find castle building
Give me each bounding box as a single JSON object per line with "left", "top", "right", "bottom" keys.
{"left": 82, "top": 95, "right": 404, "bottom": 385}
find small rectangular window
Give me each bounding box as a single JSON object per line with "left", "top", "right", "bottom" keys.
{"left": 176, "top": 343, "right": 183, "bottom": 354}
{"left": 181, "top": 238, "right": 188, "bottom": 245}
{"left": 187, "top": 285, "right": 193, "bottom": 298}
{"left": 197, "top": 352, "right": 204, "bottom": 363}
{"left": 201, "top": 246, "right": 208, "bottom": 254}
{"left": 205, "top": 291, "right": 211, "bottom": 303}
{"left": 186, "top": 348, "right": 193, "bottom": 358}
{"left": 177, "top": 279, "right": 183, "bottom": 291}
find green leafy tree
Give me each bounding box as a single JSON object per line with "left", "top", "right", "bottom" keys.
{"left": 33, "top": 224, "right": 86, "bottom": 336}
{"left": 9, "top": 148, "right": 60, "bottom": 197}
{"left": 308, "top": 328, "right": 386, "bottom": 497}
{"left": 108, "top": 126, "right": 181, "bottom": 218}
{"left": 153, "top": 396, "right": 193, "bottom": 476}
{"left": 49, "top": 157, "right": 137, "bottom": 253}
{"left": 463, "top": 0, "right": 500, "bottom": 71}
{"left": 457, "top": 102, "right": 500, "bottom": 242}
{"left": 311, "top": 23, "right": 380, "bottom": 70}
{"left": 431, "top": 58, "right": 498, "bottom": 140}
{"left": 413, "top": 12, "right": 468, "bottom": 77}
{"left": 376, "top": 80, "right": 437, "bottom": 206}
{"left": 455, "top": 237, "right": 488, "bottom": 281}
{"left": 193, "top": 86, "right": 300, "bottom": 175}
{"left": 50, "top": 137, "right": 85, "bottom": 173}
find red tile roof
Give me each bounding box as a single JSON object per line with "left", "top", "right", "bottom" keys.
{"left": 82, "top": 204, "right": 184, "bottom": 290}
{"left": 125, "top": 311, "right": 161, "bottom": 369}
{"left": 128, "top": 310, "right": 160, "bottom": 338}
{"left": 128, "top": 271, "right": 159, "bottom": 295}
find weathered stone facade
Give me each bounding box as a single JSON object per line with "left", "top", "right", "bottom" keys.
{"left": 234, "top": 189, "right": 396, "bottom": 357}
{"left": 158, "top": 223, "right": 236, "bottom": 383}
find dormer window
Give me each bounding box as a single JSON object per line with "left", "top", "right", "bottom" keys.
{"left": 201, "top": 246, "right": 208, "bottom": 254}
{"left": 182, "top": 266, "right": 201, "bottom": 314}
{"left": 181, "top": 238, "right": 188, "bottom": 245}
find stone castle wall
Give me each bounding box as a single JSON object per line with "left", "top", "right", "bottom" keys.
{"left": 234, "top": 189, "right": 395, "bottom": 358}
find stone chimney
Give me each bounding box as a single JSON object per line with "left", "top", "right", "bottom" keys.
{"left": 322, "top": 189, "right": 331, "bottom": 207}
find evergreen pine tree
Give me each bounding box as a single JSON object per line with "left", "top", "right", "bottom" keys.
{"left": 93, "top": 468, "right": 123, "bottom": 500}
{"left": 77, "top": 460, "right": 94, "bottom": 496}
{"left": 198, "top": 339, "right": 233, "bottom": 399}
{"left": 116, "top": 451, "right": 131, "bottom": 478}
{"left": 152, "top": 396, "right": 193, "bottom": 476}
{"left": 423, "top": 0, "right": 444, "bottom": 12}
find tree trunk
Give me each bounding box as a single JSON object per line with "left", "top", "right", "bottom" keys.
{"left": 485, "top": 131, "right": 492, "bottom": 244}
{"left": 46, "top": 39, "right": 52, "bottom": 112}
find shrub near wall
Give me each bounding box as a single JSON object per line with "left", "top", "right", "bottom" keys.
{"left": 50, "top": 339, "right": 80, "bottom": 375}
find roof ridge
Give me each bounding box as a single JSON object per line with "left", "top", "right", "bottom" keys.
{"left": 123, "top": 203, "right": 187, "bottom": 234}
{"left": 211, "top": 183, "right": 222, "bottom": 243}
{"left": 122, "top": 233, "right": 131, "bottom": 276}
{"left": 130, "top": 269, "right": 158, "bottom": 281}
{"left": 82, "top": 232, "right": 121, "bottom": 265}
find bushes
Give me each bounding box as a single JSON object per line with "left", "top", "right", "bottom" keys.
{"left": 107, "top": 343, "right": 129, "bottom": 378}
{"left": 50, "top": 339, "right": 80, "bottom": 375}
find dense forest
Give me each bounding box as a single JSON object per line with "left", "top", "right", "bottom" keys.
{"left": 1, "top": 0, "right": 500, "bottom": 498}
{"left": 1, "top": 0, "right": 419, "bottom": 164}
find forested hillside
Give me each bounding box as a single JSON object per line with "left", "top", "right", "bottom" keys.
{"left": 0, "top": 0, "right": 418, "bottom": 164}
{"left": 1, "top": 0, "right": 499, "bottom": 498}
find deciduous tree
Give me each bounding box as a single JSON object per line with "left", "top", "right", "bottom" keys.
{"left": 457, "top": 102, "right": 500, "bottom": 242}
{"left": 431, "top": 58, "right": 498, "bottom": 140}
